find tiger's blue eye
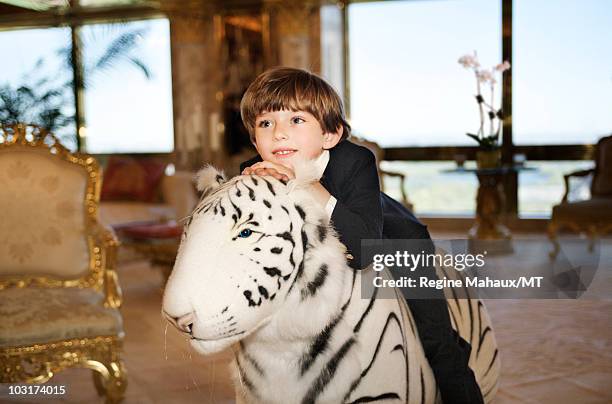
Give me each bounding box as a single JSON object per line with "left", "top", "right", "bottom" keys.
{"left": 238, "top": 229, "right": 253, "bottom": 238}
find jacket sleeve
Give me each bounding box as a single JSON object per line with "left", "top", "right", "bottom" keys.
{"left": 239, "top": 155, "right": 263, "bottom": 173}
{"left": 328, "top": 150, "right": 383, "bottom": 270}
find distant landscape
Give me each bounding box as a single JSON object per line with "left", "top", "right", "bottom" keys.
{"left": 381, "top": 160, "right": 594, "bottom": 217}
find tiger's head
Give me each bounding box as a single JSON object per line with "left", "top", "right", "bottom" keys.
{"left": 162, "top": 164, "right": 351, "bottom": 354}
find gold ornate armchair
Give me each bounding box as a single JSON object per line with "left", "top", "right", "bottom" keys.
{"left": 0, "top": 124, "right": 127, "bottom": 403}
{"left": 350, "top": 136, "right": 414, "bottom": 211}
{"left": 548, "top": 134, "right": 612, "bottom": 258}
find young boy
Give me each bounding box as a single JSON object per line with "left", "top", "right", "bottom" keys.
{"left": 239, "top": 67, "right": 484, "bottom": 404}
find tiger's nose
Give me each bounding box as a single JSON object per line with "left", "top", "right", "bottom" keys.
{"left": 164, "top": 311, "right": 195, "bottom": 334}
{"left": 176, "top": 312, "right": 195, "bottom": 334}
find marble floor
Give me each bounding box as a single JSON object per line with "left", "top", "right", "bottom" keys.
{"left": 1, "top": 235, "right": 611, "bottom": 403}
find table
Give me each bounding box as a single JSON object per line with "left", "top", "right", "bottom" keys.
{"left": 442, "top": 166, "right": 536, "bottom": 254}
{"left": 114, "top": 221, "right": 182, "bottom": 282}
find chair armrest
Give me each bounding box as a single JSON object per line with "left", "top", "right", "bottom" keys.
{"left": 380, "top": 169, "right": 412, "bottom": 210}
{"left": 92, "top": 222, "right": 122, "bottom": 309}
{"left": 160, "top": 171, "right": 199, "bottom": 221}
{"left": 562, "top": 168, "right": 594, "bottom": 203}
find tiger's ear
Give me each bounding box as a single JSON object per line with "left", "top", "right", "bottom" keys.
{"left": 195, "top": 165, "right": 226, "bottom": 194}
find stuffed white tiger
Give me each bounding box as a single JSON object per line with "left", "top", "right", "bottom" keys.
{"left": 162, "top": 165, "right": 500, "bottom": 404}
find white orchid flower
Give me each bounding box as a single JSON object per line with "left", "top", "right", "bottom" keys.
{"left": 458, "top": 53, "right": 480, "bottom": 69}
{"left": 494, "top": 61, "right": 511, "bottom": 72}
{"left": 477, "top": 69, "right": 493, "bottom": 83}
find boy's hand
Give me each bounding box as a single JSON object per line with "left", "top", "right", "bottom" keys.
{"left": 242, "top": 161, "right": 295, "bottom": 182}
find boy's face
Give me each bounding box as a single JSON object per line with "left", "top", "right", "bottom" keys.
{"left": 253, "top": 109, "right": 341, "bottom": 169}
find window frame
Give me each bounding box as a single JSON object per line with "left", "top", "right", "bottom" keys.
{"left": 0, "top": 2, "right": 171, "bottom": 154}
{"left": 343, "top": 0, "right": 598, "bottom": 217}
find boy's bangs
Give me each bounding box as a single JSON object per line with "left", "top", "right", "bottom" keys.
{"left": 255, "top": 81, "right": 319, "bottom": 118}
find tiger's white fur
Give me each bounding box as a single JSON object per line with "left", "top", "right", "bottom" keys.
{"left": 163, "top": 165, "right": 500, "bottom": 404}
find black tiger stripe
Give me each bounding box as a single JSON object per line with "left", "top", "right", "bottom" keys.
{"left": 301, "top": 264, "right": 328, "bottom": 300}
{"left": 341, "top": 269, "right": 357, "bottom": 312}
{"left": 347, "top": 312, "right": 404, "bottom": 397}
{"left": 391, "top": 344, "right": 404, "bottom": 353}
{"left": 270, "top": 247, "right": 282, "bottom": 254}
{"left": 262, "top": 177, "right": 276, "bottom": 196}
{"left": 229, "top": 198, "right": 242, "bottom": 220}
{"left": 287, "top": 260, "right": 304, "bottom": 295}
{"left": 477, "top": 327, "right": 492, "bottom": 356}
{"left": 468, "top": 300, "right": 475, "bottom": 353}
{"left": 276, "top": 231, "right": 295, "bottom": 246}
{"left": 483, "top": 348, "right": 499, "bottom": 378}
{"left": 263, "top": 267, "right": 281, "bottom": 277}
{"left": 287, "top": 227, "right": 309, "bottom": 295}
{"left": 354, "top": 286, "right": 378, "bottom": 333}
{"left": 296, "top": 230, "right": 309, "bottom": 280}
{"left": 258, "top": 285, "right": 269, "bottom": 299}
{"left": 295, "top": 204, "right": 306, "bottom": 220}
{"left": 250, "top": 176, "right": 258, "bottom": 186}
{"left": 263, "top": 199, "right": 271, "bottom": 208}
{"left": 347, "top": 392, "right": 401, "bottom": 403}
{"left": 235, "top": 356, "right": 258, "bottom": 398}
{"left": 194, "top": 201, "right": 211, "bottom": 215}
{"left": 449, "top": 283, "right": 462, "bottom": 318}
{"left": 299, "top": 311, "right": 344, "bottom": 376}
{"left": 235, "top": 212, "right": 254, "bottom": 230}
{"left": 476, "top": 301, "right": 486, "bottom": 354}
{"left": 317, "top": 224, "right": 327, "bottom": 242}
{"left": 420, "top": 368, "right": 425, "bottom": 404}
{"left": 243, "top": 182, "right": 256, "bottom": 201}
{"left": 301, "top": 337, "right": 356, "bottom": 404}
{"left": 405, "top": 305, "right": 416, "bottom": 336}
{"left": 239, "top": 341, "right": 265, "bottom": 377}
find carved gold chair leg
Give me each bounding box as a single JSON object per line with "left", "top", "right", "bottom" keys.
{"left": 548, "top": 221, "right": 560, "bottom": 260}
{"left": 105, "top": 360, "right": 128, "bottom": 404}
{"left": 85, "top": 359, "right": 128, "bottom": 404}
{"left": 92, "top": 369, "right": 106, "bottom": 396}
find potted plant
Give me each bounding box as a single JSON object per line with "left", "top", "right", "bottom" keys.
{"left": 458, "top": 52, "right": 510, "bottom": 169}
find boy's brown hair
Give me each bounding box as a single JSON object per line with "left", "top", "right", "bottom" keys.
{"left": 240, "top": 67, "right": 351, "bottom": 142}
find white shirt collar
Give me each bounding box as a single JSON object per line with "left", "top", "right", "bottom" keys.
{"left": 314, "top": 150, "right": 330, "bottom": 180}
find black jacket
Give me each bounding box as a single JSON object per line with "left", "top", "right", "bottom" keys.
{"left": 240, "top": 140, "right": 431, "bottom": 269}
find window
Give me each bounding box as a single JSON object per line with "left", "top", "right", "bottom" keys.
{"left": 381, "top": 161, "right": 478, "bottom": 215}
{"left": 0, "top": 27, "right": 76, "bottom": 149}
{"left": 81, "top": 18, "right": 174, "bottom": 153}
{"left": 347, "top": 0, "right": 500, "bottom": 216}
{"left": 0, "top": 18, "right": 174, "bottom": 154}
{"left": 513, "top": 0, "right": 612, "bottom": 145}
{"left": 348, "top": 0, "right": 502, "bottom": 147}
